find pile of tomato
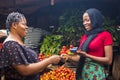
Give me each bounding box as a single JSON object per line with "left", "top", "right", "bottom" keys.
{"left": 40, "top": 65, "right": 75, "bottom": 80}
{"left": 59, "top": 45, "right": 74, "bottom": 55}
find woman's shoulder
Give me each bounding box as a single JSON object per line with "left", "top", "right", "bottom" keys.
{"left": 100, "top": 31, "right": 112, "bottom": 36}
{"left": 98, "top": 31, "right": 113, "bottom": 41}
{"left": 4, "top": 40, "right": 18, "bottom": 45}
{"left": 102, "top": 30, "right": 111, "bottom": 33}
{"left": 3, "top": 41, "right": 21, "bottom": 49}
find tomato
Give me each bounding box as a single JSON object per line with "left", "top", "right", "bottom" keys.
{"left": 70, "top": 44, "right": 74, "bottom": 48}
{"left": 40, "top": 66, "right": 75, "bottom": 80}
{"left": 62, "top": 45, "right": 67, "bottom": 49}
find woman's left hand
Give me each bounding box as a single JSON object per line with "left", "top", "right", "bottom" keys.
{"left": 76, "top": 50, "right": 87, "bottom": 57}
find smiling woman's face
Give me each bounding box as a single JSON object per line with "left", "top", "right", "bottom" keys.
{"left": 14, "top": 18, "right": 28, "bottom": 38}
{"left": 82, "top": 13, "right": 92, "bottom": 31}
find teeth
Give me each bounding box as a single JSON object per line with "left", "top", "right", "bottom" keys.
{"left": 85, "top": 26, "right": 88, "bottom": 29}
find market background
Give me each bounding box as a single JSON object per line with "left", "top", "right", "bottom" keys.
{"left": 0, "top": 0, "right": 120, "bottom": 80}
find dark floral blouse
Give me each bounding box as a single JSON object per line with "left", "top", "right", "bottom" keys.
{"left": 0, "top": 41, "right": 40, "bottom": 80}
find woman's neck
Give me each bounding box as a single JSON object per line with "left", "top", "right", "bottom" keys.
{"left": 5, "top": 32, "right": 24, "bottom": 45}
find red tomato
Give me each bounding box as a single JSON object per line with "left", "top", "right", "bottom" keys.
{"left": 70, "top": 44, "right": 74, "bottom": 48}
{"left": 62, "top": 46, "right": 67, "bottom": 49}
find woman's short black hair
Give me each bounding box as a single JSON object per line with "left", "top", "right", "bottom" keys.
{"left": 6, "top": 12, "right": 25, "bottom": 30}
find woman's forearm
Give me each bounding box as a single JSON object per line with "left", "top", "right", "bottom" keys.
{"left": 68, "top": 54, "right": 80, "bottom": 62}
{"left": 86, "top": 54, "right": 112, "bottom": 65}
{"left": 14, "top": 58, "right": 53, "bottom": 76}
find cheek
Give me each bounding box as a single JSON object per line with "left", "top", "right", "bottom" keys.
{"left": 83, "top": 22, "right": 86, "bottom": 26}
{"left": 89, "top": 27, "right": 92, "bottom": 30}
{"left": 20, "top": 26, "right": 26, "bottom": 32}
{"left": 87, "top": 25, "right": 92, "bottom": 29}
{"left": 88, "top": 21, "right": 91, "bottom": 25}
{"left": 88, "top": 22, "right": 92, "bottom": 28}
{"left": 19, "top": 27, "right": 26, "bottom": 36}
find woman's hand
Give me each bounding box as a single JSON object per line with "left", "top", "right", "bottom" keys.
{"left": 49, "top": 55, "right": 61, "bottom": 65}
{"left": 0, "top": 30, "right": 7, "bottom": 38}
{"left": 76, "top": 50, "right": 87, "bottom": 57}
{"left": 60, "top": 54, "right": 70, "bottom": 62}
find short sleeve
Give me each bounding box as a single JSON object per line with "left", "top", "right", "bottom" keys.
{"left": 1, "top": 41, "right": 29, "bottom": 67}
{"left": 9, "top": 43, "right": 29, "bottom": 65}
{"left": 103, "top": 31, "right": 113, "bottom": 46}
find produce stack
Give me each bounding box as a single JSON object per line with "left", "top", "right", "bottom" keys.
{"left": 39, "top": 45, "right": 77, "bottom": 80}
{"left": 59, "top": 45, "right": 74, "bottom": 55}
{"left": 40, "top": 65, "right": 75, "bottom": 80}
{"left": 38, "top": 45, "right": 75, "bottom": 61}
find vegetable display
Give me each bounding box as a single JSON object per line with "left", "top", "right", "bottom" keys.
{"left": 40, "top": 65, "right": 75, "bottom": 80}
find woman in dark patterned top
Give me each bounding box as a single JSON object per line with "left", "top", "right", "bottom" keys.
{"left": 0, "top": 12, "right": 61, "bottom": 80}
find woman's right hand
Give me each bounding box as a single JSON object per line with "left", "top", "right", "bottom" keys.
{"left": 60, "top": 54, "right": 70, "bottom": 62}
{"left": 49, "top": 55, "right": 61, "bottom": 65}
